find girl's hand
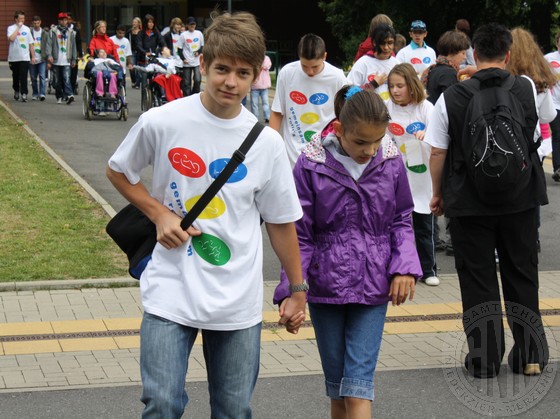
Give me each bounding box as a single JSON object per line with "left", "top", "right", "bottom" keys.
{"left": 389, "top": 275, "right": 415, "bottom": 306}
{"left": 278, "top": 294, "right": 306, "bottom": 334}
{"left": 414, "top": 130, "right": 426, "bottom": 141}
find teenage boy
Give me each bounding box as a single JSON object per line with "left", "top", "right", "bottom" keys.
{"left": 180, "top": 16, "right": 204, "bottom": 96}
{"left": 110, "top": 24, "right": 133, "bottom": 87}
{"left": 67, "top": 12, "right": 82, "bottom": 94}
{"left": 396, "top": 20, "right": 436, "bottom": 76}
{"left": 29, "top": 16, "right": 48, "bottom": 101}
{"left": 46, "top": 12, "right": 77, "bottom": 104}
{"left": 7, "top": 10, "right": 36, "bottom": 102}
{"left": 107, "top": 12, "right": 306, "bottom": 418}
{"left": 270, "top": 34, "right": 347, "bottom": 165}
{"left": 426, "top": 23, "right": 548, "bottom": 378}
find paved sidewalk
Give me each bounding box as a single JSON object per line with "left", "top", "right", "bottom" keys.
{"left": 1, "top": 273, "right": 559, "bottom": 392}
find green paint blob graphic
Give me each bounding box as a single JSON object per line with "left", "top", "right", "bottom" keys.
{"left": 192, "top": 233, "right": 231, "bottom": 266}
{"left": 304, "top": 130, "right": 316, "bottom": 142}
{"left": 406, "top": 162, "right": 427, "bottom": 173}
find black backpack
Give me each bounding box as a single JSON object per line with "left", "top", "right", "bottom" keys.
{"left": 460, "top": 74, "right": 540, "bottom": 206}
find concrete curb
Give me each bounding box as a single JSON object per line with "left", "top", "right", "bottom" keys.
{"left": 0, "top": 277, "right": 138, "bottom": 292}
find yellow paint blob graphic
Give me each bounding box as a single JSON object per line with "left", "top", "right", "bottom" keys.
{"left": 380, "top": 91, "right": 390, "bottom": 101}
{"left": 185, "top": 196, "right": 226, "bottom": 219}
{"left": 300, "top": 112, "right": 320, "bottom": 125}
{"left": 399, "top": 144, "right": 406, "bottom": 154}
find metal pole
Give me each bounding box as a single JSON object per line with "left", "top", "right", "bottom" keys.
{"left": 85, "top": 0, "right": 91, "bottom": 48}
{"left": 228, "top": 0, "right": 232, "bottom": 13}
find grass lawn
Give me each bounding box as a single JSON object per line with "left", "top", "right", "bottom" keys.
{"left": 0, "top": 106, "right": 128, "bottom": 281}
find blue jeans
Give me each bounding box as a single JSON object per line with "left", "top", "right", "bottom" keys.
{"left": 140, "top": 312, "right": 261, "bottom": 418}
{"left": 250, "top": 89, "right": 270, "bottom": 120}
{"left": 29, "top": 61, "right": 47, "bottom": 97}
{"left": 181, "top": 66, "right": 201, "bottom": 96}
{"left": 52, "top": 65, "right": 73, "bottom": 99}
{"left": 309, "top": 303, "right": 387, "bottom": 401}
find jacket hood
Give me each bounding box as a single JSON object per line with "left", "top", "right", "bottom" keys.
{"left": 302, "top": 120, "right": 399, "bottom": 164}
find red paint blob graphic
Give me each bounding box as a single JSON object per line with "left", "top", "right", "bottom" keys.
{"left": 388, "top": 123, "right": 405, "bottom": 136}
{"left": 168, "top": 148, "right": 206, "bottom": 178}
{"left": 551, "top": 61, "right": 560, "bottom": 69}
{"left": 410, "top": 57, "right": 422, "bottom": 64}
{"left": 367, "top": 74, "right": 376, "bottom": 82}
{"left": 290, "top": 91, "right": 308, "bottom": 105}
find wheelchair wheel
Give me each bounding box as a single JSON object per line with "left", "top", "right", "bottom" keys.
{"left": 82, "top": 84, "right": 93, "bottom": 120}
{"left": 120, "top": 106, "right": 128, "bottom": 121}
{"left": 142, "top": 86, "right": 152, "bottom": 112}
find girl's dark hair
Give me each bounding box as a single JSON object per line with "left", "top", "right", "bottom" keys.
{"left": 144, "top": 14, "right": 157, "bottom": 31}
{"left": 334, "top": 85, "right": 390, "bottom": 128}
{"left": 437, "top": 30, "right": 471, "bottom": 56}
{"left": 372, "top": 24, "right": 396, "bottom": 55}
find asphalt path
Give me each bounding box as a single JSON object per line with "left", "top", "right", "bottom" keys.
{"left": 0, "top": 365, "right": 558, "bottom": 418}
{"left": 2, "top": 67, "right": 560, "bottom": 277}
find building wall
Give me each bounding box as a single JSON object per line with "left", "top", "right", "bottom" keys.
{"left": 1, "top": 1, "right": 61, "bottom": 60}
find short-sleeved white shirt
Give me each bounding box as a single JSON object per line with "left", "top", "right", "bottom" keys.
{"left": 385, "top": 100, "right": 434, "bottom": 214}
{"left": 108, "top": 94, "right": 302, "bottom": 330}
{"left": 271, "top": 61, "right": 347, "bottom": 165}
{"left": 31, "top": 28, "right": 43, "bottom": 64}
{"left": 7, "top": 23, "right": 34, "bottom": 62}
{"left": 109, "top": 35, "right": 132, "bottom": 74}
{"left": 544, "top": 51, "right": 560, "bottom": 110}
{"left": 396, "top": 43, "right": 437, "bottom": 76}
{"left": 181, "top": 29, "right": 204, "bottom": 67}
{"left": 347, "top": 55, "right": 397, "bottom": 101}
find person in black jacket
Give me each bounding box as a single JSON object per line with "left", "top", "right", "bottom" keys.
{"left": 426, "top": 23, "right": 549, "bottom": 380}
{"left": 67, "top": 12, "right": 82, "bottom": 95}
{"left": 136, "top": 14, "right": 165, "bottom": 90}
{"left": 127, "top": 17, "right": 142, "bottom": 88}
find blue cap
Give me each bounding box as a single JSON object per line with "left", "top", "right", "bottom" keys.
{"left": 410, "top": 20, "right": 427, "bottom": 31}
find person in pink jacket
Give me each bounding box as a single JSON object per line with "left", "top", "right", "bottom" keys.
{"left": 250, "top": 55, "right": 272, "bottom": 122}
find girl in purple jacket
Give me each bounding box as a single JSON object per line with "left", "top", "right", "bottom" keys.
{"left": 274, "top": 85, "right": 422, "bottom": 418}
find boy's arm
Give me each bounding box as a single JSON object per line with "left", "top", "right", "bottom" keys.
{"left": 269, "top": 111, "right": 283, "bottom": 132}
{"left": 106, "top": 166, "right": 200, "bottom": 248}
{"left": 265, "top": 222, "right": 306, "bottom": 334}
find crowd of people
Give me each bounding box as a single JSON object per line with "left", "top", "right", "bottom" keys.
{"left": 8, "top": 8, "right": 557, "bottom": 419}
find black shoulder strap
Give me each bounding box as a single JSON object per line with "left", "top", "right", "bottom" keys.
{"left": 179, "top": 121, "right": 265, "bottom": 229}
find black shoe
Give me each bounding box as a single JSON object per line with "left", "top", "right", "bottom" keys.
{"left": 464, "top": 354, "right": 499, "bottom": 379}
{"left": 445, "top": 244, "right": 454, "bottom": 256}
{"left": 553, "top": 169, "right": 560, "bottom": 182}
{"left": 14, "top": 91, "right": 19, "bottom": 101}
{"left": 21, "top": 94, "right": 27, "bottom": 102}
{"left": 264, "top": 118, "right": 270, "bottom": 123}
{"left": 66, "top": 95, "right": 74, "bottom": 105}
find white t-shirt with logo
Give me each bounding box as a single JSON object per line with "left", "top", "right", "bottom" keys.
{"left": 110, "top": 35, "right": 132, "bottom": 74}
{"left": 108, "top": 94, "right": 302, "bottom": 331}
{"left": 271, "top": 61, "right": 347, "bottom": 165}
{"left": 545, "top": 51, "right": 560, "bottom": 110}
{"left": 385, "top": 99, "right": 434, "bottom": 214}
{"left": 396, "top": 43, "right": 437, "bottom": 76}
{"left": 32, "top": 29, "right": 43, "bottom": 64}
{"left": 347, "top": 55, "right": 398, "bottom": 101}
{"left": 7, "top": 23, "right": 33, "bottom": 62}
{"left": 181, "top": 29, "right": 204, "bottom": 67}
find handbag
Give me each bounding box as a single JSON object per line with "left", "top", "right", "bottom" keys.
{"left": 106, "top": 121, "right": 265, "bottom": 279}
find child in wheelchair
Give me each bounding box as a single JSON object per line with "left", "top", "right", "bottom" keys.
{"left": 134, "top": 47, "right": 183, "bottom": 105}
{"left": 90, "top": 49, "right": 123, "bottom": 98}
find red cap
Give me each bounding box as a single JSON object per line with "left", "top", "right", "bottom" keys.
{"left": 58, "top": 12, "right": 68, "bottom": 19}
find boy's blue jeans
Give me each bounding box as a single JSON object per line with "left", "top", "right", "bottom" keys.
{"left": 140, "top": 312, "right": 261, "bottom": 419}
{"left": 29, "top": 61, "right": 47, "bottom": 97}
{"left": 52, "top": 64, "right": 73, "bottom": 99}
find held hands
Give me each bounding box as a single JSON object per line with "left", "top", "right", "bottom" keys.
{"left": 155, "top": 210, "right": 201, "bottom": 249}
{"left": 389, "top": 275, "right": 415, "bottom": 306}
{"left": 278, "top": 293, "right": 306, "bottom": 334}
{"left": 429, "top": 196, "right": 444, "bottom": 216}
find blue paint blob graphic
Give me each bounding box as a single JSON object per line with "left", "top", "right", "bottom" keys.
{"left": 209, "top": 158, "right": 247, "bottom": 183}
{"left": 423, "top": 57, "right": 432, "bottom": 64}
{"left": 406, "top": 122, "right": 426, "bottom": 135}
{"left": 309, "top": 93, "right": 329, "bottom": 105}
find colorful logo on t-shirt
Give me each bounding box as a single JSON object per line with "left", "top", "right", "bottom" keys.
{"left": 185, "top": 195, "right": 226, "bottom": 219}
{"left": 209, "top": 158, "right": 247, "bottom": 183}
{"left": 406, "top": 122, "right": 426, "bottom": 135}
{"left": 191, "top": 233, "right": 231, "bottom": 266}
{"left": 423, "top": 57, "right": 432, "bottom": 64}
{"left": 304, "top": 130, "right": 316, "bottom": 142}
{"left": 168, "top": 147, "right": 206, "bottom": 177}
{"left": 309, "top": 93, "right": 329, "bottom": 105}
{"left": 410, "top": 57, "right": 422, "bottom": 65}
{"left": 290, "top": 91, "right": 307, "bottom": 105}
{"left": 399, "top": 144, "right": 427, "bottom": 173}
{"left": 380, "top": 91, "right": 390, "bottom": 100}
{"left": 389, "top": 122, "right": 405, "bottom": 136}
{"left": 300, "top": 112, "right": 319, "bottom": 125}
{"left": 551, "top": 61, "right": 560, "bottom": 68}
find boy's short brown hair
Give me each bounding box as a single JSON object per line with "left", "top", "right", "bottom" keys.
{"left": 297, "top": 34, "right": 326, "bottom": 60}
{"left": 203, "top": 12, "right": 265, "bottom": 78}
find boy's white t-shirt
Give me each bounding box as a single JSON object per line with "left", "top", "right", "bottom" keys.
{"left": 385, "top": 99, "right": 434, "bottom": 214}
{"left": 347, "top": 55, "right": 398, "bottom": 101}
{"left": 108, "top": 94, "right": 302, "bottom": 331}
{"left": 32, "top": 29, "right": 43, "bottom": 63}
{"left": 109, "top": 35, "right": 132, "bottom": 74}
{"left": 181, "top": 29, "right": 204, "bottom": 66}
{"left": 7, "top": 24, "right": 33, "bottom": 62}
{"left": 544, "top": 51, "right": 560, "bottom": 110}
{"left": 271, "top": 61, "right": 347, "bottom": 165}
{"left": 396, "top": 43, "right": 437, "bottom": 76}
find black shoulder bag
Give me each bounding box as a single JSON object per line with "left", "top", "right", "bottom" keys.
{"left": 106, "top": 121, "right": 265, "bottom": 279}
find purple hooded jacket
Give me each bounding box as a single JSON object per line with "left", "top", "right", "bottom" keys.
{"left": 273, "top": 128, "right": 422, "bottom": 306}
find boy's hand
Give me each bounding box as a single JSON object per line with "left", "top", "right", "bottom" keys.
{"left": 278, "top": 293, "right": 306, "bottom": 334}
{"left": 414, "top": 130, "right": 426, "bottom": 141}
{"left": 155, "top": 210, "right": 201, "bottom": 249}
{"left": 389, "top": 275, "right": 415, "bottom": 306}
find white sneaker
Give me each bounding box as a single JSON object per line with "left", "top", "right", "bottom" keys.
{"left": 424, "top": 276, "right": 440, "bottom": 286}
{"left": 57, "top": 98, "right": 62, "bottom": 104}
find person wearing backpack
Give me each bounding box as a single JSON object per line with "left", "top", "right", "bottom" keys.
{"left": 425, "top": 23, "right": 548, "bottom": 379}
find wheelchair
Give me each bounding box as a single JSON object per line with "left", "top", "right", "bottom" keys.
{"left": 82, "top": 72, "right": 128, "bottom": 121}
{"left": 139, "top": 55, "right": 182, "bottom": 112}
